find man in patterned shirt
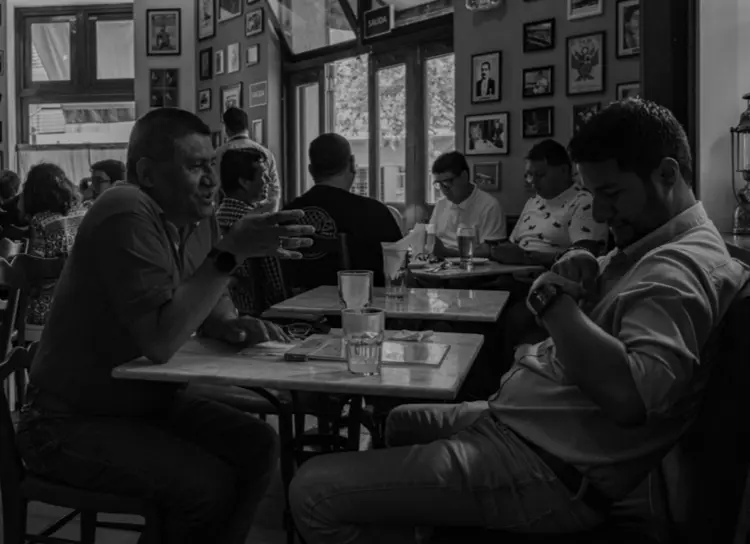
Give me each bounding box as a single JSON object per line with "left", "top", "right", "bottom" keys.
{"left": 216, "top": 107, "right": 280, "bottom": 213}
{"left": 216, "top": 148, "right": 287, "bottom": 315}
{"left": 492, "top": 139, "right": 608, "bottom": 267}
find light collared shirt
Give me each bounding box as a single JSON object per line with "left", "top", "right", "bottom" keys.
{"left": 490, "top": 202, "right": 750, "bottom": 498}
{"left": 510, "top": 186, "right": 608, "bottom": 254}
{"left": 429, "top": 185, "right": 506, "bottom": 249}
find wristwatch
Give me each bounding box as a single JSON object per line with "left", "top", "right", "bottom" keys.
{"left": 208, "top": 248, "right": 238, "bottom": 275}
{"left": 527, "top": 282, "right": 565, "bottom": 318}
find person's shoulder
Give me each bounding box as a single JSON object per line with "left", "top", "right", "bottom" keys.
{"left": 475, "top": 188, "right": 503, "bottom": 210}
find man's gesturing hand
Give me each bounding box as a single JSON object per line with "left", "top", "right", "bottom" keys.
{"left": 217, "top": 209, "right": 315, "bottom": 260}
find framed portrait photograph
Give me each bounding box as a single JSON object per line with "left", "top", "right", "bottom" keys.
{"left": 465, "top": 112, "right": 509, "bottom": 156}
{"left": 616, "top": 0, "right": 640, "bottom": 57}
{"left": 227, "top": 43, "right": 240, "bottom": 74}
{"left": 198, "top": 89, "right": 212, "bottom": 112}
{"left": 522, "top": 66, "right": 554, "bottom": 98}
{"left": 251, "top": 119, "right": 264, "bottom": 145}
{"left": 523, "top": 18, "right": 555, "bottom": 53}
{"left": 572, "top": 102, "right": 601, "bottom": 134}
{"left": 566, "top": 32, "right": 605, "bottom": 95}
{"left": 215, "top": 49, "right": 225, "bottom": 75}
{"left": 567, "top": 0, "right": 603, "bottom": 20}
{"left": 471, "top": 51, "right": 501, "bottom": 104}
{"left": 246, "top": 44, "right": 260, "bottom": 67}
{"left": 473, "top": 162, "right": 501, "bottom": 192}
{"left": 246, "top": 8, "right": 264, "bottom": 37}
{"left": 149, "top": 69, "right": 179, "bottom": 108}
{"left": 146, "top": 9, "right": 181, "bottom": 56}
{"left": 617, "top": 81, "right": 641, "bottom": 100}
{"left": 249, "top": 81, "right": 268, "bottom": 108}
{"left": 199, "top": 47, "right": 213, "bottom": 81}
{"left": 221, "top": 83, "right": 243, "bottom": 117}
{"left": 522, "top": 107, "right": 554, "bottom": 139}
{"left": 197, "top": 0, "right": 216, "bottom": 40}
{"left": 218, "top": 0, "right": 243, "bottom": 23}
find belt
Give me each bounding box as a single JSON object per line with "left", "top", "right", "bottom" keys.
{"left": 514, "top": 431, "right": 614, "bottom": 514}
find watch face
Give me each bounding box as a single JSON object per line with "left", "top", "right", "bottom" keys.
{"left": 529, "top": 283, "right": 560, "bottom": 317}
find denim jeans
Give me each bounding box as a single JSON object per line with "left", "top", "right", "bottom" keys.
{"left": 16, "top": 388, "right": 279, "bottom": 544}
{"left": 289, "top": 401, "right": 603, "bottom": 544}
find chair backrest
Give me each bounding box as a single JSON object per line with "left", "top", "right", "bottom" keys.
{"left": 14, "top": 254, "right": 67, "bottom": 344}
{"left": 387, "top": 205, "right": 405, "bottom": 235}
{"left": 303, "top": 233, "right": 351, "bottom": 270}
{"left": 282, "top": 234, "right": 351, "bottom": 293}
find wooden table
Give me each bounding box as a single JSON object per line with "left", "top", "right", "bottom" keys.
{"left": 410, "top": 260, "right": 543, "bottom": 280}
{"left": 265, "top": 286, "right": 509, "bottom": 323}
{"left": 113, "top": 330, "right": 485, "bottom": 400}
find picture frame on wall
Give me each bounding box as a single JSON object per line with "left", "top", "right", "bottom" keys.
{"left": 473, "top": 162, "right": 500, "bottom": 192}
{"left": 567, "top": 0, "right": 603, "bottom": 21}
{"left": 522, "top": 107, "right": 554, "bottom": 138}
{"left": 227, "top": 43, "right": 240, "bottom": 74}
{"left": 470, "top": 51, "right": 501, "bottom": 104}
{"left": 146, "top": 9, "right": 181, "bottom": 56}
{"left": 245, "top": 8, "right": 264, "bottom": 37}
{"left": 522, "top": 18, "right": 555, "bottom": 53}
{"left": 572, "top": 102, "right": 601, "bottom": 134}
{"left": 246, "top": 44, "right": 260, "bottom": 67}
{"left": 616, "top": 0, "right": 640, "bottom": 57}
{"left": 465, "top": 112, "right": 509, "bottom": 156}
{"left": 221, "top": 83, "right": 243, "bottom": 117}
{"left": 522, "top": 66, "right": 554, "bottom": 98}
{"left": 249, "top": 81, "right": 268, "bottom": 108}
{"left": 215, "top": 49, "right": 225, "bottom": 75}
{"left": 616, "top": 81, "right": 641, "bottom": 100}
{"left": 197, "top": 0, "right": 216, "bottom": 41}
{"left": 218, "top": 0, "right": 243, "bottom": 23}
{"left": 566, "top": 31, "right": 605, "bottom": 95}
{"left": 251, "top": 119, "right": 264, "bottom": 145}
{"left": 199, "top": 47, "right": 213, "bottom": 80}
{"left": 149, "top": 69, "right": 179, "bottom": 108}
{"left": 198, "top": 89, "right": 212, "bottom": 112}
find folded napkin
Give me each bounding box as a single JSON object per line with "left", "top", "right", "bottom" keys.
{"left": 391, "top": 330, "right": 434, "bottom": 342}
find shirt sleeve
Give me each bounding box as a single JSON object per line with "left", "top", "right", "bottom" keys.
{"left": 479, "top": 198, "right": 507, "bottom": 242}
{"left": 92, "top": 212, "right": 176, "bottom": 324}
{"left": 568, "top": 191, "right": 608, "bottom": 245}
{"left": 509, "top": 200, "right": 531, "bottom": 244}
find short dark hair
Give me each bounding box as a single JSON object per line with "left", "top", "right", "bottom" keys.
{"left": 432, "top": 151, "right": 469, "bottom": 177}
{"left": 91, "top": 159, "right": 125, "bottom": 182}
{"left": 0, "top": 170, "right": 21, "bottom": 201}
{"left": 526, "top": 139, "right": 572, "bottom": 169}
{"left": 220, "top": 148, "right": 265, "bottom": 194}
{"left": 223, "top": 107, "right": 249, "bottom": 135}
{"left": 23, "top": 162, "right": 81, "bottom": 217}
{"left": 568, "top": 98, "right": 693, "bottom": 184}
{"left": 309, "top": 133, "right": 352, "bottom": 179}
{"left": 126, "top": 108, "right": 211, "bottom": 183}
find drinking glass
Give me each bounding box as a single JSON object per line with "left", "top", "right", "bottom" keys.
{"left": 342, "top": 308, "right": 385, "bottom": 376}
{"left": 383, "top": 248, "right": 408, "bottom": 300}
{"left": 457, "top": 225, "right": 476, "bottom": 270}
{"left": 424, "top": 224, "right": 436, "bottom": 256}
{"left": 337, "top": 270, "right": 373, "bottom": 310}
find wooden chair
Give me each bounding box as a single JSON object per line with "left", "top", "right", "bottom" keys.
{"left": 0, "top": 344, "right": 161, "bottom": 544}
{"left": 433, "top": 281, "right": 750, "bottom": 544}
{"left": 387, "top": 205, "right": 405, "bottom": 235}
{"left": 280, "top": 233, "right": 351, "bottom": 296}
{"left": 14, "top": 254, "right": 67, "bottom": 345}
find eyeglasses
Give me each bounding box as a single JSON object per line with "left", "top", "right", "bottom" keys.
{"left": 433, "top": 175, "right": 459, "bottom": 190}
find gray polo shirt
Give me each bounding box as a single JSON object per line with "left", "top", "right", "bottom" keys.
{"left": 29, "top": 182, "right": 219, "bottom": 417}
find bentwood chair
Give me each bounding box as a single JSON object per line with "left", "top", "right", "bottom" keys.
{"left": 0, "top": 344, "right": 162, "bottom": 544}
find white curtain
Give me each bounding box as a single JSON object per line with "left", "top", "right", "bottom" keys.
{"left": 17, "top": 145, "right": 127, "bottom": 186}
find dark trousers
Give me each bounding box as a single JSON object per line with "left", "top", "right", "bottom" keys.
{"left": 16, "top": 389, "right": 279, "bottom": 544}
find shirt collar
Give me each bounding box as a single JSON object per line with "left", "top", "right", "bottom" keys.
{"left": 229, "top": 131, "right": 250, "bottom": 141}
{"left": 542, "top": 185, "right": 578, "bottom": 206}
{"left": 451, "top": 185, "right": 479, "bottom": 211}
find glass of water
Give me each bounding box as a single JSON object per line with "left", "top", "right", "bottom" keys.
{"left": 424, "top": 224, "right": 436, "bottom": 256}
{"left": 383, "top": 248, "right": 408, "bottom": 300}
{"left": 338, "top": 270, "right": 373, "bottom": 310}
{"left": 457, "top": 225, "right": 476, "bottom": 270}
{"left": 342, "top": 308, "right": 385, "bottom": 376}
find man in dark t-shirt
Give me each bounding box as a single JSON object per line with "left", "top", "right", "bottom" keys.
{"left": 283, "top": 133, "right": 402, "bottom": 288}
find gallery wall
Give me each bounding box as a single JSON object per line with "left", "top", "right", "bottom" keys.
{"left": 455, "top": 0, "right": 640, "bottom": 215}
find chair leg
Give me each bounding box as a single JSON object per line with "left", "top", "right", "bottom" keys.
{"left": 80, "top": 511, "right": 97, "bottom": 544}
{"left": 2, "top": 496, "right": 27, "bottom": 544}
{"left": 278, "top": 409, "right": 297, "bottom": 544}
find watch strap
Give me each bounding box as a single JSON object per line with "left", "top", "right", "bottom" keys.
{"left": 528, "top": 283, "right": 564, "bottom": 318}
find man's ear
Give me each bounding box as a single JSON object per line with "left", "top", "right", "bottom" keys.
{"left": 135, "top": 157, "right": 156, "bottom": 189}
{"left": 349, "top": 155, "right": 356, "bottom": 174}
{"left": 655, "top": 157, "right": 680, "bottom": 188}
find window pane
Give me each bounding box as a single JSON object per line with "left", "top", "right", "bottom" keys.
{"left": 267, "top": 0, "right": 356, "bottom": 55}
{"left": 27, "top": 102, "right": 136, "bottom": 145}
{"left": 330, "top": 55, "right": 369, "bottom": 196}
{"left": 296, "top": 82, "right": 319, "bottom": 195}
{"left": 374, "top": 0, "right": 453, "bottom": 29}
{"left": 426, "top": 53, "right": 455, "bottom": 204}
{"left": 31, "top": 22, "right": 71, "bottom": 82}
{"left": 96, "top": 20, "right": 135, "bottom": 80}
{"left": 378, "top": 64, "right": 406, "bottom": 204}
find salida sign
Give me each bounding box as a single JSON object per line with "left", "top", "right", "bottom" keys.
{"left": 363, "top": 6, "right": 393, "bottom": 39}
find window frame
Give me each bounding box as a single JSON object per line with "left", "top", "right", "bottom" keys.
{"left": 16, "top": 4, "right": 135, "bottom": 145}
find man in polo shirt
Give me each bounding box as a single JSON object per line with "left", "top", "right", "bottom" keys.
{"left": 288, "top": 100, "right": 749, "bottom": 542}
{"left": 16, "top": 108, "right": 314, "bottom": 544}
{"left": 216, "top": 106, "right": 280, "bottom": 213}
{"left": 491, "top": 139, "right": 608, "bottom": 267}
{"left": 429, "top": 151, "right": 506, "bottom": 258}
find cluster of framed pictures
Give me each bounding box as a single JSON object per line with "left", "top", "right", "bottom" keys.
{"left": 198, "top": 0, "right": 263, "bottom": 41}
{"left": 199, "top": 80, "right": 268, "bottom": 118}
{"left": 149, "top": 69, "right": 179, "bottom": 108}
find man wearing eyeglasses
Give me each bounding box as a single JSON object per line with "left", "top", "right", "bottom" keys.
{"left": 428, "top": 151, "right": 506, "bottom": 258}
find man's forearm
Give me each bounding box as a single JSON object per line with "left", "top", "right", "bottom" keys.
{"left": 542, "top": 295, "right": 647, "bottom": 426}
{"left": 201, "top": 290, "right": 239, "bottom": 336}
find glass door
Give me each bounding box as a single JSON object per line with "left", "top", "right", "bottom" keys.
{"left": 288, "top": 70, "right": 324, "bottom": 199}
